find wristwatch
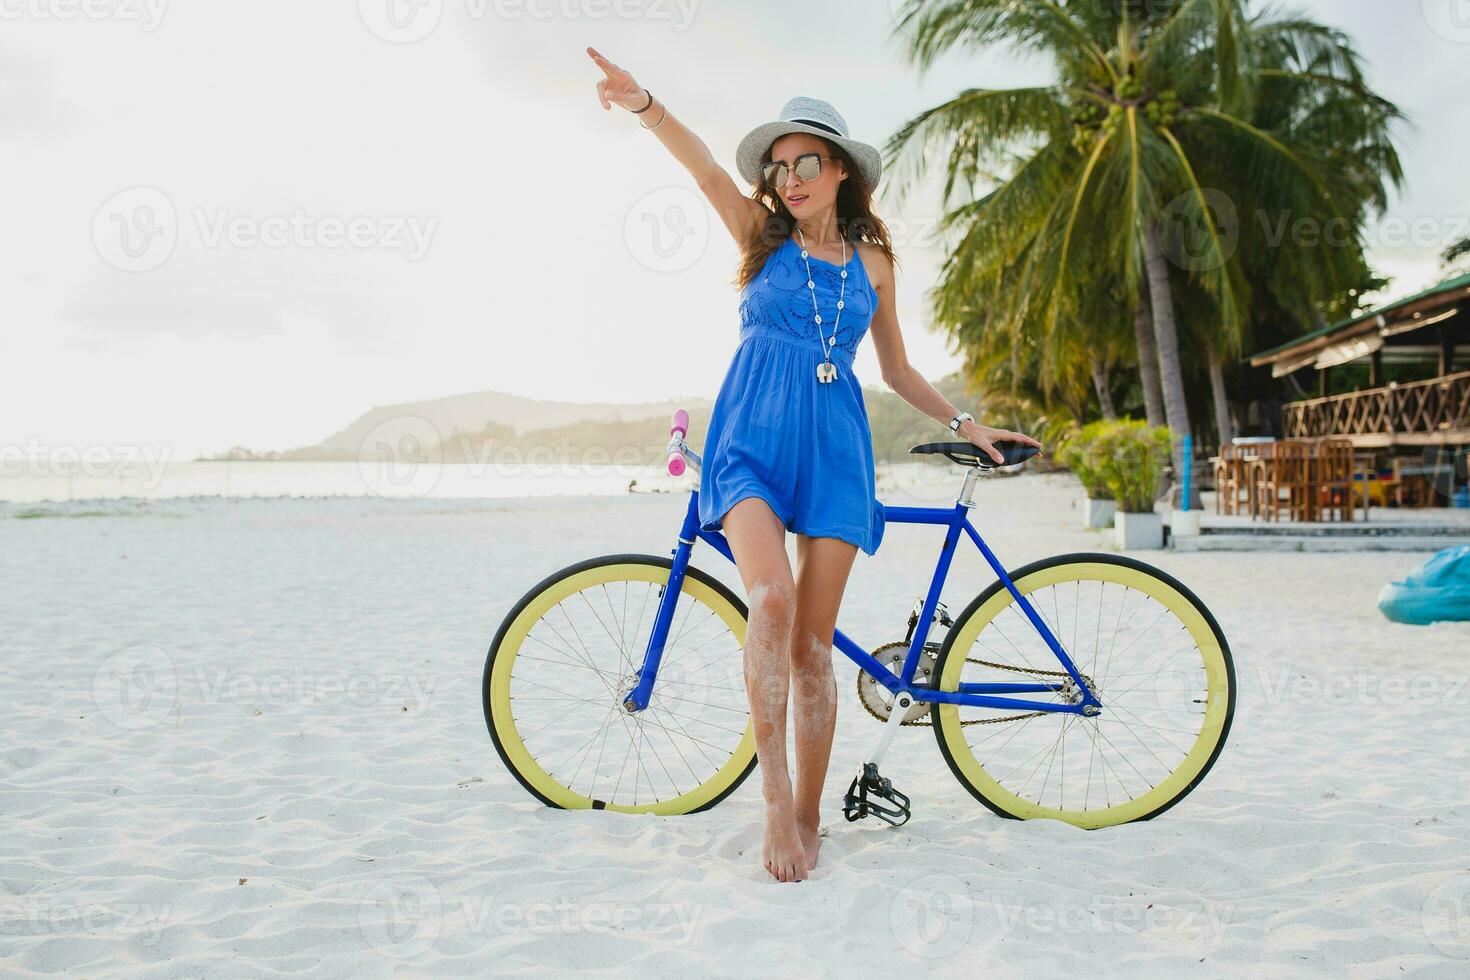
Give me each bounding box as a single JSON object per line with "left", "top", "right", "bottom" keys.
{"left": 949, "top": 411, "right": 974, "bottom": 434}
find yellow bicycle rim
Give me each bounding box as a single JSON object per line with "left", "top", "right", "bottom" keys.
{"left": 487, "top": 560, "right": 756, "bottom": 815}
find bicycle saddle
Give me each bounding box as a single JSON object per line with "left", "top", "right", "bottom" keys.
{"left": 909, "top": 439, "right": 1043, "bottom": 469}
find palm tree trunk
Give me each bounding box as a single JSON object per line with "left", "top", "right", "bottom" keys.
{"left": 1133, "top": 288, "right": 1166, "bottom": 427}
{"left": 1090, "top": 357, "right": 1118, "bottom": 419}
{"left": 1208, "top": 357, "right": 1233, "bottom": 446}
{"left": 1142, "top": 221, "right": 1202, "bottom": 509}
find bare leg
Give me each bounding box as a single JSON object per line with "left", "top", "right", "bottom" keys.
{"left": 790, "top": 533, "right": 858, "bottom": 870}
{"left": 720, "top": 497, "right": 805, "bottom": 883}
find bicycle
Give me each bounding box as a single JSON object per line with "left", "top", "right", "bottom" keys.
{"left": 483, "top": 410, "right": 1235, "bottom": 829}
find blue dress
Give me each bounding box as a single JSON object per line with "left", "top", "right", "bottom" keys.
{"left": 697, "top": 235, "right": 886, "bottom": 556}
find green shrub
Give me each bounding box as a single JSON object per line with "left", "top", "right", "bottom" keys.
{"left": 1058, "top": 420, "right": 1115, "bottom": 499}
{"left": 1093, "top": 420, "right": 1174, "bottom": 512}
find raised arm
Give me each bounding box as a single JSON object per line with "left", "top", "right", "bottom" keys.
{"left": 587, "top": 47, "right": 764, "bottom": 248}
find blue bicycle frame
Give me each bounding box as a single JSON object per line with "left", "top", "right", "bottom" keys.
{"left": 622, "top": 463, "right": 1103, "bottom": 720}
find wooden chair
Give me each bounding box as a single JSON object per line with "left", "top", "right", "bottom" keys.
{"left": 1315, "top": 439, "right": 1357, "bottom": 522}
{"left": 1246, "top": 441, "right": 1278, "bottom": 520}
{"left": 1210, "top": 443, "right": 1251, "bottom": 515}
{"left": 1242, "top": 443, "right": 1270, "bottom": 520}
{"left": 1256, "top": 440, "right": 1312, "bottom": 522}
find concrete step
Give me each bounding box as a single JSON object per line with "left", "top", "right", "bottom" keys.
{"left": 1171, "top": 533, "right": 1470, "bottom": 552}
{"left": 1190, "top": 523, "right": 1470, "bottom": 538}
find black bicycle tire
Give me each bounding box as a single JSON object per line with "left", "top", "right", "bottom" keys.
{"left": 929, "top": 551, "right": 1237, "bottom": 826}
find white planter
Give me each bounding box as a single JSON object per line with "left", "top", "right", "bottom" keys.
{"left": 1082, "top": 494, "right": 1116, "bottom": 529}
{"left": 1171, "top": 508, "right": 1202, "bottom": 537}
{"left": 1114, "top": 510, "right": 1164, "bottom": 550}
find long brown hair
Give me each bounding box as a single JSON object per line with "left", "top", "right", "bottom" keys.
{"left": 733, "top": 136, "right": 900, "bottom": 291}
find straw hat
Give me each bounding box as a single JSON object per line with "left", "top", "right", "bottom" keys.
{"left": 735, "top": 96, "right": 882, "bottom": 189}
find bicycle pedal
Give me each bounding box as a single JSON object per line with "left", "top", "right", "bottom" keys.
{"left": 841, "top": 763, "right": 912, "bottom": 827}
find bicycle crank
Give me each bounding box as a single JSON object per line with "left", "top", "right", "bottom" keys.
{"left": 856, "top": 641, "right": 936, "bottom": 724}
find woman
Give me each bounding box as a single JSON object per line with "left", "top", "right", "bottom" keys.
{"left": 589, "top": 48, "right": 1044, "bottom": 883}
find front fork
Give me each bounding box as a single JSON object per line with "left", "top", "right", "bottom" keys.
{"left": 620, "top": 492, "right": 712, "bottom": 712}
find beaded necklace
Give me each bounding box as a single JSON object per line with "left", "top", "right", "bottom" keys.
{"left": 794, "top": 226, "right": 847, "bottom": 384}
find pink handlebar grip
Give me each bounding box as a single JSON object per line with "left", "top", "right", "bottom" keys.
{"left": 667, "top": 408, "right": 689, "bottom": 475}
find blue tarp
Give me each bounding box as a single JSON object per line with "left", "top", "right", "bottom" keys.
{"left": 1378, "top": 544, "right": 1470, "bottom": 625}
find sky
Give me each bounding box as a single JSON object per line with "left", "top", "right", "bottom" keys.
{"left": 5, "top": 0, "right": 1468, "bottom": 459}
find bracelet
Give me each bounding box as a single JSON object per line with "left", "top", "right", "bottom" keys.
{"left": 631, "top": 88, "right": 654, "bottom": 113}
{"left": 639, "top": 101, "right": 667, "bottom": 131}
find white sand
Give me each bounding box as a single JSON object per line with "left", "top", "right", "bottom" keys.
{"left": 3, "top": 471, "right": 1468, "bottom": 977}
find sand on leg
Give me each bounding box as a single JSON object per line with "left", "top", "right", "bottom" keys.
{"left": 720, "top": 497, "right": 805, "bottom": 883}
{"left": 789, "top": 533, "right": 857, "bottom": 870}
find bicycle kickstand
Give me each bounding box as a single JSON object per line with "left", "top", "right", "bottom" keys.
{"left": 842, "top": 691, "right": 914, "bottom": 827}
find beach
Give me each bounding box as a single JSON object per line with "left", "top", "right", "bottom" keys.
{"left": 3, "top": 470, "right": 1468, "bottom": 977}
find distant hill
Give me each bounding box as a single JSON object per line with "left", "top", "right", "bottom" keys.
{"left": 202, "top": 373, "right": 988, "bottom": 465}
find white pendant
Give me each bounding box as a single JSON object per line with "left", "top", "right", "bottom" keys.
{"left": 816, "top": 360, "right": 838, "bottom": 383}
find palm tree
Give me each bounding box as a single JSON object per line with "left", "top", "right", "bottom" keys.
{"left": 883, "top": 0, "right": 1402, "bottom": 507}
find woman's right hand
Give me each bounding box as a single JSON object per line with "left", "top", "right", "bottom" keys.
{"left": 587, "top": 47, "right": 649, "bottom": 113}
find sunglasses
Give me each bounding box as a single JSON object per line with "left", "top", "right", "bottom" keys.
{"left": 761, "top": 152, "right": 839, "bottom": 189}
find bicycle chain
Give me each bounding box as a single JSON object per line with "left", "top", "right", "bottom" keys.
{"left": 857, "top": 640, "right": 1087, "bottom": 727}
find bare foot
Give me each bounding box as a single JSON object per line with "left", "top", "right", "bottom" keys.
{"left": 762, "top": 809, "right": 807, "bottom": 882}
{"left": 796, "top": 813, "right": 822, "bottom": 871}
